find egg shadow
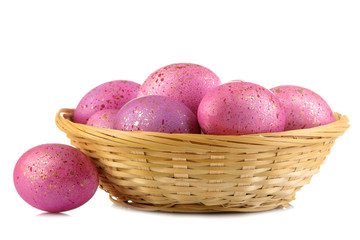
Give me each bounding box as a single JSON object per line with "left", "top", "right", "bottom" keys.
{"left": 36, "top": 212, "right": 71, "bottom": 218}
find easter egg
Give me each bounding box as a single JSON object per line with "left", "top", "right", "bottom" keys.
{"left": 198, "top": 81, "right": 286, "bottom": 135}
{"left": 138, "top": 63, "right": 221, "bottom": 114}
{"left": 73, "top": 80, "right": 140, "bottom": 124}
{"left": 114, "top": 95, "right": 200, "bottom": 134}
{"left": 271, "top": 85, "right": 335, "bottom": 130}
{"left": 13, "top": 144, "right": 99, "bottom": 212}
{"left": 86, "top": 109, "right": 118, "bottom": 129}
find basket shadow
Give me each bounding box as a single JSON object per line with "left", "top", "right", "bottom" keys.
{"left": 110, "top": 203, "right": 294, "bottom": 217}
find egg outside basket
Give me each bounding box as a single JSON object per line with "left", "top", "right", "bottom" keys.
{"left": 56, "top": 108, "right": 349, "bottom": 213}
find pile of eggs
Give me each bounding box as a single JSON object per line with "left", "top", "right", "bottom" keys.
{"left": 14, "top": 62, "right": 336, "bottom": 213}
{"left": 74, "top": 63, "right": 335, "bottom": 135}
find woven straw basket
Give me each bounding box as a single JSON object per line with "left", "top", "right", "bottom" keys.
{"left": 56, "top": 108, "right": 349, "bottom": 213}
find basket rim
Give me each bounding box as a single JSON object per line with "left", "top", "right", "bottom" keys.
{"left": 56, "top": 108, "right": 350, "bottom": 140}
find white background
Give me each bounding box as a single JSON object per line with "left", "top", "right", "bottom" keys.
{"left": 1, "top": 1, "right": 359, "bottom": 239}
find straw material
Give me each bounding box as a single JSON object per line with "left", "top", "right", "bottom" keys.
{"left": 56, "top": 108, "right": 349, "bottom": 212}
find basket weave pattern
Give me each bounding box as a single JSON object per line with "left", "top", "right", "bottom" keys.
{"left": 56, "top": 109, "right": 349, "bottom": 212}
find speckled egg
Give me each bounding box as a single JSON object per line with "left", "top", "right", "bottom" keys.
{"left": 198, "top": 81, "right": 286, "bottom": 135}
{"left": 114, "top": 95, "right": 200, "bottom": 133}
{"left": 13, "top": 144, "right": 99, "bottom": 212}
{"left": 73, "top": 80, "right": 140, "bottom": 124}
{"left": 86, "top": 109, "right": 118, "bottom": 129}
{"left": 138, "top": 63, "right": 221, "bottom": 114}
{"left": 271, "top": 85, "right": 335, "bottom": 130}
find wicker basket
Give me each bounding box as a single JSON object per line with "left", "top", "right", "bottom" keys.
{"left": 56, "top": 108, "right": 349, "bottom": 212}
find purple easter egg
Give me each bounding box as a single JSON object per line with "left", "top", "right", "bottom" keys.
{"left": 74, "top": 80, "right": 140, "bottom": 124}
{"left": 114, "top": 95, "right": 200, "bottom": 134}
{"left": 198, "top": 81, "right": 286, "bottom": 135}
{"left": 271, "top": 85, "right": 335, "bottom": 130}
{"left": 86, "top": 109, "right": 118, "bottom": 129}
{"left": 138, "top": 63, "right": 221, "bottom": 114}
{"left": 13, "top": 144, "right": 99, "bottom": 212}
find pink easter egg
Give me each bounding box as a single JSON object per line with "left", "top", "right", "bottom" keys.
{"left": 138, "top": 63, "right": 221, "bottom": 114}
{"left": 86, "top": 109, "right": 118, "bottom": 129}
{"left": 74, "top": 80, "right": 140, "bottom": 124}
{"left": 114, "top": 95, "right": 200, "bottom": 134}
{"left": 271, "top": 85, "right": 335, "bottom": 130}
{"left": 13, "top": 144, "right": 99, "bottom": 212}
{"left": 198, "top": 81, "right": 286, "bottom": 135}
